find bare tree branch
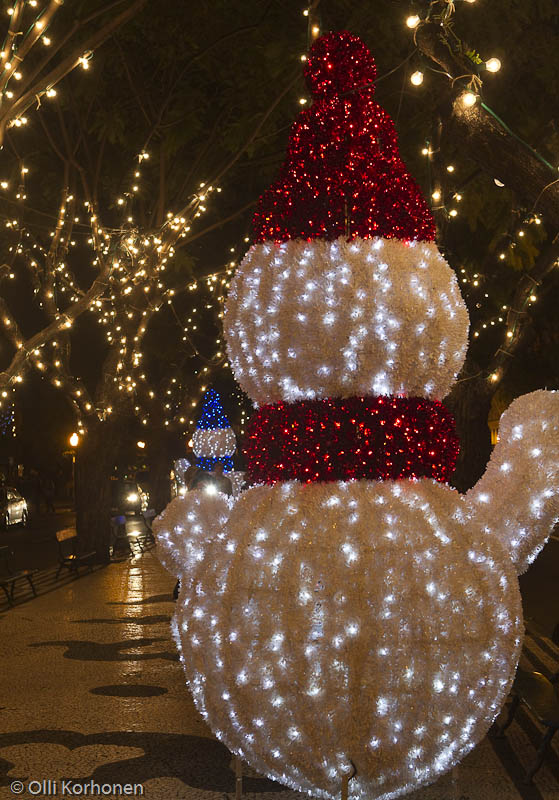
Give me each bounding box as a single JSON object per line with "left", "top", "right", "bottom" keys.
{"left": 0, "top": 0, "right": 148, "bottom": 145}
{"left": 0, "top": 259, "right": 112, "bottom": 391}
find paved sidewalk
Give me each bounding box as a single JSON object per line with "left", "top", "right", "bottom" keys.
{"left": 1, "top": 549, "right": 559, "bottom": 800}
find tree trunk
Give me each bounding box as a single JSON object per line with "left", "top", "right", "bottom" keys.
{"left": 75, "top": 417, "right": 126, "bottom": 562}
{"left": 444, "top": 363, "right": 493, "bottom": 493}
{"left": 147, "top": 429, "right": 175, "bottom": 513}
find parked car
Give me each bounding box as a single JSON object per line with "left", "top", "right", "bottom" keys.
{"left": 110, "top": 479, "right": 149, "bottom": 516}
{"left": 0, "top": 487, "right": 28, "bottom": 528}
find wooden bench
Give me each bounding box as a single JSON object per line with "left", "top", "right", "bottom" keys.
{"left": 55, "top": 528, "right": 96, "bottom": 578}
{"left": 0, "top": 545, "right": 37, "bottom": 606}
{"left": 498, "top": 666, "right": 559, "bottom": 782}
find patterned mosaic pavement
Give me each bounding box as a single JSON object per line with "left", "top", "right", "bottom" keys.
{"left": 1, "top": 547, "right": 559, "bottom": 800}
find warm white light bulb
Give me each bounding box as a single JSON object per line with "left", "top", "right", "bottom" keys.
{"left": 406, "top": 15, "right": 420, "bottom": 28}
{"left": 462, "top": 91, "right": 477, "bottom": 108}
{"left": 410, "top": 71, "right": 423, "bottom": 86}
{"left": 486, "top": 58, "right": 501, "bottom": 73}
{"left": 432, "top": 190, "right": 441, "bottom": 201}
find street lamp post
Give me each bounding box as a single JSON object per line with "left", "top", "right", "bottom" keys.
{"left": 69, "top": 433, "right": 79, "bottom": 507}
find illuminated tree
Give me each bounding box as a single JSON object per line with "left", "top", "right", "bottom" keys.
{"left": 0, "top": 1, "right": 300, "bottom": 556}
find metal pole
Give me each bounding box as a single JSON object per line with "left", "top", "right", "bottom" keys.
{"left": 341, "top": 772, "right": 349, "bottom": 800}
{"left": 235, "top": 755, "right": 243, "bottom": 800}
{"left": 341, "top": 759, "right": 356, "bottom": 800}
{"left": 72, "top": 452, "right": 76, "bottom": 510}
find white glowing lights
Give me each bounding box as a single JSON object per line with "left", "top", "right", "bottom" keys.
{"left": 156, "top": 477, "right": 532, "bottom": 799}
{"left": 224, "top": 238, "right": 469, "bottom": 405}
{"left": 410, "top": 70, "right": 424, "bottom": 86}
{"left": 192, "top": 427, "right": 236, "bottom": 459}
{"left": 466, "top": 390, "right": 559, "bottom": 574}
{"left": 461, "top": 91, "right": 478, "bottom": 108}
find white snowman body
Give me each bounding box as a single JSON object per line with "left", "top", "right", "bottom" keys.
{"left": 170, "top": 479, "right": 522, "bottom": 800}
{"left": 154, "top": 233, "right": 559, "bottom": 799}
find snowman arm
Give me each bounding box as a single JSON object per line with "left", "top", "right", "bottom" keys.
{"left": 465, "top": 390, "right": 559, "bottom": 575}
{"left": 152, "top": 490, "right": 233, "bottom": 579}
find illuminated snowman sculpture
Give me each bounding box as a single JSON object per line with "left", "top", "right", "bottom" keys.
{"left": 155, "top": 32, "right": 559, "bottom": 800}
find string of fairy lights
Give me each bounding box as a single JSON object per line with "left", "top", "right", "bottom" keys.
{"left": 0, "top": 152, "right": 224, "bottom": 419}
{"left": 403, "top": 0, "right": 559, "bottom": 386}
{"left": 0, "top": 0, "right": 96, "bottom": 143}
{"left": 0, "top": 1, "right": 306, "bottom": 441}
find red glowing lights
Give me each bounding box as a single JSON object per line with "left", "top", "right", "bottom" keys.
{"left": 252, "top": 32, "right": 436, "bottom": 244}
{"left": 244, "top": 395, "right": 459, "bottom": 485}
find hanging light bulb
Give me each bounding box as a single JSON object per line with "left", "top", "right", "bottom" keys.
{"left": 486, "top": 58, "right": 501, "bottom": 73}
{"left": 410, "top": 71, "right": 424, "bottom": 86}
{"left": 461, "top": 91, "right": 477, "bottom": 108}
{"left": 406, "top": 15, "right": 420, "bottom": 28}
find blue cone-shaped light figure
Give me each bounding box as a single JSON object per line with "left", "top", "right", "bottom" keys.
{"left": 193, "top": 389, "right": 236, "bottom": 471}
